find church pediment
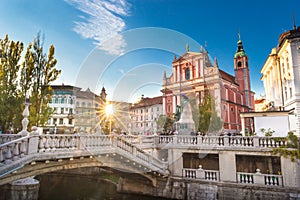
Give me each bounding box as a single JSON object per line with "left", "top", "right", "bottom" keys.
{"left": 172, "top": 52, "right": 201, "bottom": 63}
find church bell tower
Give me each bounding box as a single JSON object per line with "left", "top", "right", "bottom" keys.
{"left": 234, "top": 35, "right": 252, "bottom": 110}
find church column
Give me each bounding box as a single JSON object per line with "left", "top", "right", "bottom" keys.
{"left": 199, "top": 59, "right": 203, "bottom": 77}
{"left": 177, "top": 95, "right": 181, "bottom": 106}
{"left": 241, "top": 117, "right": 246, "bottom": 136}
{"left": 173, "top": 66, "right": 177, "bottom": 82}
{"left": 173, "top": 95, "right": 177, "bottom": 114}
{"left": 177, "top": 65, "right": 180, "bottom": 82}
{"left": 162, "top": 95, "right": 166, "bottom": 115}
{"left": 195, "top": 59, "right": 199, "bottom": 78}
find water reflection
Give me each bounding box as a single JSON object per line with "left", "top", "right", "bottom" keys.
{"left": 37, "top": 174, "right": 167, "bottom": 200}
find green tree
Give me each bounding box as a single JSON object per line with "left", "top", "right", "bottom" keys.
{"left": 21, "top": 33, "right": 61, "bottom": 127}
{"left": 198, "top": 90, "right": 223, "bottom": 134}
{"left": 157, "top": 115, "right": 174, "bottom": 133}
{"left": 0, "top": 35, "right": 24, "bottom": 132}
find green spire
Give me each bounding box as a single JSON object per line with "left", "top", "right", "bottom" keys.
{"left": 234, "top": 33, "right": 247, "bottom": 58}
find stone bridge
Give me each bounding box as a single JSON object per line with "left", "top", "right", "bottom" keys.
{"left": 0, "top": 130, "right": 168, "bottom": 186}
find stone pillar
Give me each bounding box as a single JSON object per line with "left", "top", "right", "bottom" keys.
{"left": 172, "top": 95, "right": 177, "bottom": 114}
{"left": 219, "top": 151, "right": 237, "bottom": 182}
{"left": 195, "top": 59, "right": 199, "bottom": 78}
{"left": 4, "top": 177, "right": 40, "bottom": 200}
{"left": 241, "top": 117, "right": 246, "bottom": 136}
{"left": 281, "top": 156, "right": 300, "bottom": 187}
{"left": 162, "top": 96, "right": 166, "bottom": 115}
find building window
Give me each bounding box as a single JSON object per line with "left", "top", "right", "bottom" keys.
{"left": 69, "top": 98, "right": 73, "bottom": 105}
{"left": 140, "top": 116, "right": 143, "bottom": 121}
{"left": 60, "top": 108, "right": 64, "bottom": 114}
{"left": 82, "top": 102, "right": 86, "bottom": 107}
{"left": 59, "top": 118, "right": 63, "bottom": 125}
{"left": 53, "top": 118, "right": 57, "bottom": 125}
{"left": 185, "top": 68, "right": 190, "bottom": 80}
{"left": 231, "top": 107, "right": 234, "bottom": 112}
{"left": 55, "top": 97, "right": 59, "bottom": 104}
{"left": 167, "top": 105, "right": 171, "bottom": 112}
{"left": 237, "top": 61, "right": 242, "bottom": 67}
{"left": 290, "top": 87, "right": 292, "bottom": 98}
{"left": 68, "top": 118, "right": 73, "bottom": 125}
{"left": 69, "top": 108, "right": 73, "bottom": 114}
{"left": 286, "top": 57, "right": 290, "bottom": 70}
{"left": 223, "top": 105, "right": 226, "bottom": 110}
{"left": 285, "top": 87, "right": 287, "bottom": 99}
{"left": 141, "top": 109, "right": 143, "bottom": 113}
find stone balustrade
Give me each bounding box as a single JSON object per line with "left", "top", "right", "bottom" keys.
{"left": 237, "top": 170, "right": 283, "bottom": 186}
{"left": 114, "top": 136, "right": 167, "bottom": 173}
{"left": 183, "top": 167, "right": 283, "bottom": 187}
{"left": 182, "top": 166, "right": 219, "bottom": 181}
{"left": 0, "top": 134, "right": 23, "bottom": 145}
{"left": 0, "top": 135, "right": 30, "bottom": 164}
{"left": 0, "top": 132, "right": 168, "bottom": 179}
{"left": 157, "top": 135, "right": 287, "bottom": 149}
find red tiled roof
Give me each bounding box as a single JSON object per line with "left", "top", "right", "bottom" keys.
{"left": 131, "top": 96, "right": 162, "bottom": 108}
{"left": 219, "top": 69, "right": 236, "bottom": 84}
{"left": 255, "top": 98, "right": 265, "bottom": 104}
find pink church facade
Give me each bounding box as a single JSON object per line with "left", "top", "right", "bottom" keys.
{"left": 161, "top": 40, "right": 255, "bottom": 134}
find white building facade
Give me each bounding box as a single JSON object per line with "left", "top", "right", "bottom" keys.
{"left": 130, "top": 96, "right": 163, "bottom": 135}
{"left": 261, "top": 26, "right": 300, "bottom": 135}
{"left": 46, "top": 85, "right": 80, "bottom": 133}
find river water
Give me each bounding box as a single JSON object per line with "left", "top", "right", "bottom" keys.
{"left": 37, "top": 174, "right": 168, "bottom": 200}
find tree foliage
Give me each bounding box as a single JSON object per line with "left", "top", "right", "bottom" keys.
{"left": 0, "top": 35, "right": 24, "bottom": 132}
{"left": 0, "top": 33, "right": 61, "bottom": 133}
{"left": 21, "top": 33, "right": 61, "bottom": 127}
{"left": 198, "top": 90, "right": 223, "bottom": 134}
{"left": 157, "top": 115, "right": 174, "bottom": 133}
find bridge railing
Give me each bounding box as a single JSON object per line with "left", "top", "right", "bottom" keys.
{"left": 0, "top": 134, "right": 24, "bottom": 145}
{"left": 113, "top": 136, "right": 167, "bottom": 174}
{"left": 37, "top": 134, "right": 111, "bottom": 152}
{"left": 156, "top": 135, "right": 288, "bottom": 149}
{"left": 0, "top": 135, "right": 31, "bottom": 164}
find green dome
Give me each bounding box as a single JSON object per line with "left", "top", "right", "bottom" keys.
{"left": 234, "top": 39, "right": 247, "bottom": 58}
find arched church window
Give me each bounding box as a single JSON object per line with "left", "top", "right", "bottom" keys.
{"left": 237, "top": 61, "right": 242, "bottom": 67}
{"left": 185, "top": 68, "right": 190, "bottom": 80}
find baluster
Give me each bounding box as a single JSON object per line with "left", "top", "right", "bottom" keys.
{"left": 20, "top": 140, "right": 27, "bottom": 157}
{"left": 5, "top": 145, "right": 13, "bottom": 161}
{"left": 0, "top": 149, "right": 4, "bottom": 162}
{"left": 44, "top": 136, "right": 51, "bottom": 151}
{"left": 12, "top": 143, "right": 20, "bottom": 161}
{"left": 39, "top": 137, "right": 45, "bottom": 152}
{"left": 59, "top": 137, "right": 66, "bottom": 149}
{"left": 56, "top": 136, "right": 62, "bottom": 149}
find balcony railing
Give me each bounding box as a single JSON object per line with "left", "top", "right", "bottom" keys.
{"left": 182, "top": 166, "right": 219, "bottom": 181}
{"left": 182, "top": 167, "right": 283, "bottom": 187}
{"left": 237, "top": 170, "right": 283, "bottom": 186}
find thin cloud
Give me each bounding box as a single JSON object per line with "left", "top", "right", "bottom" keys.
{"left": 65, "top": 0, "right": 130, "bottom": 55}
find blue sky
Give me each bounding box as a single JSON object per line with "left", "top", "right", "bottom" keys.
{"left": 0, "top": 0, "right": 299, "bottom": 102}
